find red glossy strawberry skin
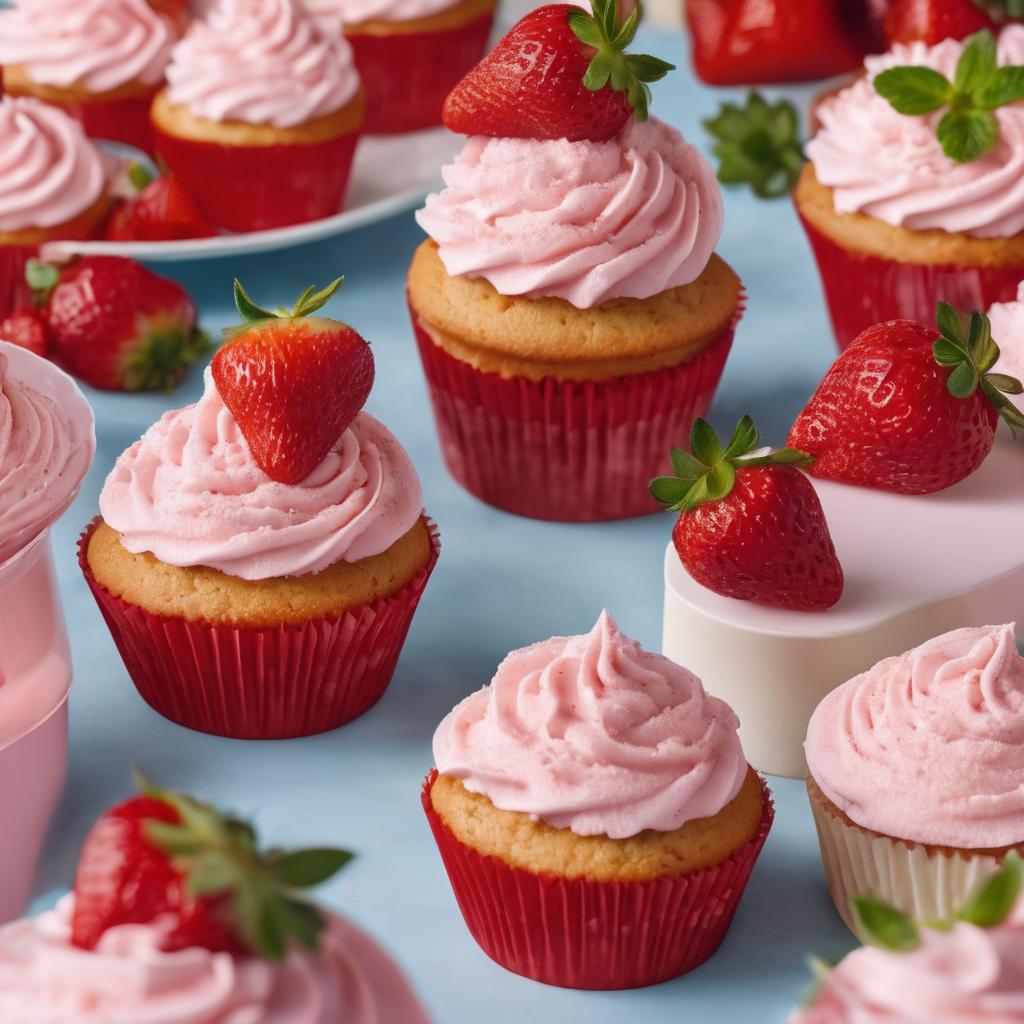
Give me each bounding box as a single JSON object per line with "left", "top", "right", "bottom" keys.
{"left": 885, "top": 0, "right": 999, "bottom": 44}
{"left": 443, "top": 4, "right": 634, "bottom": 142}
{"left": 104, "top": 176, "right": 216, "bottom": 243}
{"left": 673, "top": 465, "right": 843, "bottom": 612}
{"left": 789, "top": 320, "right": 999, "bottom": 495}
{"left": 45, "top": 257, "right": 203, "bottom": 392}
{"left": 212, "top": 318, "right": 374, "bottom": 485}
{"left": 71, "top": 797, "right": 242, "bottom": 955}
{"left": 0, "top": 307, "right": 49, "bottom": 358}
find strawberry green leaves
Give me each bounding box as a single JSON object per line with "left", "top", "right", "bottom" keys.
{"left": 225, "top": 277, "right": 345, "bottom": 339}
{"left": 568, "top": 0, "right": 674, "bottom": 121}
{"left": 958, "top": 851, "right": 1023, "bottom": 928}
{"left": 852, "top": 897, "right": 921, "bottom": 951}
{"left": 874, "top": 30, "right": 1024, "bottom": 163}
{"left": 933, "top": 301, "right": 1024, "bottom": 431}
{"left": 650, "top": 416, "right": 814, "bottom": 512}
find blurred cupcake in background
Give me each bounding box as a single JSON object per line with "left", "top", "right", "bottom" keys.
{"left": 301, "top": 0, "right": 496, "bottom": 134}
{"left": 988, "top": 284, "right": 1024, "bottom": 417}
{"left": 0, "top": 0, "right": 183, "bottom": 155}
{"left": 152, "top": 0, "right": 365, "bottom": 232}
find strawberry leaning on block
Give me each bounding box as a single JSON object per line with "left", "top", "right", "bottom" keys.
{"left": 442, "top": 0, "right": 674, "bottom": 142}
{"left": 651, "top": 417, "right": 844, "bottom": 612}
{"left": 212, "top": 278, "right": 375, "bottom": 485}
{"left": 788, "top": 305, "right": 1024, "bottom": 495}
{"left": 71, "top": 778, "right": 353, "bottom": 958}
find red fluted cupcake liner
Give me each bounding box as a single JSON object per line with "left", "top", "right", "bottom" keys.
{"left": 151, "top": 124, "right": 360, "bottom": 232}
{"left": 347, "top": 10, "right": 494, "bottom": 134}
{"left": 0, "top": 246, "right": 36, "bottom": 319}
{"left": 798, "top": 210, "right": 1024, "bottom": 351}
{"left": 77, "top": 517, "right": 439, "bottom": 740}
{"left": 410, "top": 299, "right": 742, "bottom": 521}
{"left": 422, "top": 770, "right": 774, "bottom": 990}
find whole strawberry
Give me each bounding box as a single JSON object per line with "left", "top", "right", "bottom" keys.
{"left": 71, "top": 777, "right": 353, "bottom": 959}
{"left": 105, "top": 165, "right": 215, "bottom": 243}
{"left": 213, "top": 278, "right": 374, "bottom": 485}
{"left": 651, "top": 417, "right": 843, "bottom": 612}
{"left": 789, "top": 305, "right": 1024, "bottom": 495}
{"left": 443, "top": 0, "right": 674, "bottom": 142}
{"left": 38, "top": 257, "right": 209, "bottom": 391}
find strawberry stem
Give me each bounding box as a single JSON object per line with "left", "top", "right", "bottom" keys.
{"left": 24, "top": 258, "right": 60, "bottom": 307}
{"left": 224, "top": 277, "right": 345, "bottom": 340}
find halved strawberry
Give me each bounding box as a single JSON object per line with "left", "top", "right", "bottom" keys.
{"left": 104, "top": 165, "right": 216, "bottom": 242}
{"left": 212, "top": 278, "right": 375, "bottom": 485}
{"left": 443, "top": 0, "right": 674, "bottom": 142}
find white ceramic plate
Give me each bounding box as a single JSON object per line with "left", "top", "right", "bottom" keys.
{"left": 45, "top": 128, "right": 461, "bottom": 263}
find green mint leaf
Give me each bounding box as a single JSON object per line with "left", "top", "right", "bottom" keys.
{"left": 958, "top": 852, "right": 1023, "bottom": 928}
{"left": 979, "top": 65, "right": 1024, "bottom": 108}
{"left": 987, "top": 372, "right": 1024, "bottom": 394}
{"left": 852, "top": 896, "right": 921, "bottom": 951}
{"left": 937, "top": 108, "right": 999, "bottom": 163}
{"left": 955, "top": 29, "right": 999, "bottom": 98}
{"left": 874, "top": 66, "right": 954, "bottom": 115}
{"left": 670, "top": 446, "right": 707, "bottom": 480}
{"left": 947, "top": 360, "right": 981, "bottom": 398}
{"left": 936, "top": 300, "right": 967, "bottom": 346}
{"left": 724, "top": 415, "right": 759, "bottom": 459}
{"left": 275, "top": 848, "right": 354, "bottom": 888}
{"left": 650, "top": 476, "right": 691, "bottom": 506}
{"left": 689, "top": 418, "right": 724, "bottom": 467}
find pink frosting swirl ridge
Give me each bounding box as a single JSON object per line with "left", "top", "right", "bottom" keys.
{"left": 0, "top": 896, "right": 432, "bottom": 1024}
{"left": 791, "top": 912, "right": 1024, "bottom": 1023}
{"left": 300, "top": 0, "right": 455, "bottom": 26}
{"left": 165, "top": 0, "right": 360, "bottom": 128}
{"left": 415, "top": 117, "right": 724, "bottom": 309}
{"left": 807, "top": 29, "right": 1024, "bottom": 238}
{"left": 433, "top": 611, "right": 748, "bottom": 839}
{"left": 989, "top": 284, "right": 1024, "bottom": 414}
{"left": 0, "top": 97, "right": 107, "bottom": 232}
{"left": 806, "top": 624, "right": 1024, "bottom": 849}
{"left": 0, "top": 0, "right": 178, "bottom": 93}
{"left": 98, "top": 368, "right": 422, "bottom": 581}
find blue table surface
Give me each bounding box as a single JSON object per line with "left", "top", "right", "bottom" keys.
{"left": 34, "top": 27, "right": 860, "bottom": 1023}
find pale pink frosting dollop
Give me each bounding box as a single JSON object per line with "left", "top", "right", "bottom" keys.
{"left": 791, "top": 911, "right": 1024, "bottom": 1023}
{"left": 0, "top": 97, "right": 107, "bottom": 232}
{"left": 299, "top": 0, "right": 455, "bottom": 26}
{"left": 165, "top": 0, "right": 360, "bottom": 129}
{"left": 433, "top": 611, "right": 748, "bottom": 839}
{"left": 988, "top": 284, "right": 1024, "bottom": 414}
{"left": 98, "top": 368, "right": 422, "bottom": 581}
{"left": 0, "top": 896, "right": 432, "bottom": 1024}
{"left": 0, "top": 344, "right": 95, "bottom": 566}
{"left": 805, "top": 624, "right": 1024, "bottom": 849}
{"left": 807, "top": 28, "right": 1024, "bottom": 238}
{"left": 415, "top": 117, "right": 724, "bottom": 309}
{"left": 0, "top": 0, "right": 178, "bottom": 94}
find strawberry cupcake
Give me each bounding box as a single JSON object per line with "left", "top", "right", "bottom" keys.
{"left": 152, "top": 0, "right": 365, "bottom": 233}
{"left": 301, "top": 0, "right": 495, "bottom": 134}
{"left": 424, "top": 611, "right": 773, "bottom": 989}
{"left": 410, "top": 2, "right": 740, "bottom": 521}
{"left": 80, "top": 279, "right": 438, "bottom": 739}
{"left": 0, "top": 0, "right": 182, "bottom": 155}
{"left": 797, "top": 28, "right": 1024, "bottom": 349}
{"left": 805, "top": 623, "right": 1024, "bottom": 929}
{"left": 0, "top": 780, "right": 431, "bottom": 1023}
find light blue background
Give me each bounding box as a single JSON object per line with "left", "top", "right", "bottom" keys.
{"left": 34, "top": 27, "right": 858, "bottom": 1022}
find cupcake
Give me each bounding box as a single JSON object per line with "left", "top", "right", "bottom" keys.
{"left": 410, "top": 2, "right": 740, "bottom": 521}
{"left": 152, "top": 0, "right": 365, "bottom": 233}
{"left": 0, "top": 97, "right": 112, "bottom": 247}
{"left": 423, "top": 611, "right": 773, "bottom": 989}
{"left": 988, "top": 283, "right": 1024, "bottom": 417}
{"left": 0, "top": 779, "right": 432, "bottom": 1023}
{"left": 0, "top": 341, "right": 95, "bottom": 922}
{"left": 80, "top": 278, "right": 438, "bottom": 739}
{"left": 805, "top": 623, "right": 1024, "bottom": 929}
{"left": 0, "top": 0, "right": 181, "bottom": 155}
{"left": 301, "top": 0, "right": 495, "bottom": 134}
{"left": 796, "top": 29, "right": 1024, "bottom": 350}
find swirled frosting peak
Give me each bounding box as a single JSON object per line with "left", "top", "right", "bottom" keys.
{"left": 300, "top": 0, "right": 455, "bottom": 26}
{"left": 807, "top": 28, "right": 1024, "bottom": 238}
{"left": 433, "top": 611, "right": 748, "bottom": 838}
{"left": 806, "top": 624, "right": 1024, "bottom": 848}
{"left": 0, "top": 97, "right": 107, "bottom": 232}
{"left": 415, "top": 117, "right": 724, "bottom": 309}
{"left": 0, "top": 0, "right": 178, "bottom": 94}
{"left": 165, "top": 0, "right": 360, "bottom": 129}
{"left": 989, "top": 284, "right": 1024, "bottom": 414}
{"left": 98, "top": 368, "right": 422, "bottom": 580}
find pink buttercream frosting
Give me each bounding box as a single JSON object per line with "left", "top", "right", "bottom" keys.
{"left": 98, "top": 368, "right": 422, "bottom": 581}
{"left": 0, "top": 343, "right": 95, "bottom": 566}
{"left": 433, "top": 611, "right": 748, "bottom": 839}
{"left": 0, "top": 97, "right": 107, "bottom": 232}
{"left": 805, "top": 624, "right": 1024, "bottom": 849}
{"left": 988, "top": 284, "right": 1024, "bottom": 415}
{"left": 415, "top": 117, "right": 724, "bottom": 309}
{"left": 791, "top": 911, "right": 1024, "bottom": 1023}
{"left": 0, "top": 896, "right": 432, "bottom": 1023}
{"left": 807, "top": 29, "right": 1024, "bottom": 238}
{"left": 0, "top": 0, "right": 178, "bottom": 94}
{"left": 300, "top": 0, "right": 455, "bottom": 26}
{"left": 165, "top": 0, "right": 360, "bottom": 129}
